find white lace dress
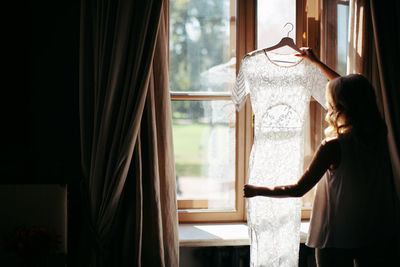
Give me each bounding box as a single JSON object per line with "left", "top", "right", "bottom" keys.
{"left": 232, "top": 50, "right": 327, "bottom": 267}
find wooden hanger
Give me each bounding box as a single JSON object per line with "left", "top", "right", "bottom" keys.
{"left": 264, "top": 23, "right": 301, "bottom": 53}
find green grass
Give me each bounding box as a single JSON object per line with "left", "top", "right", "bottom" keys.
{"left": 175, "top": 163, "right": 203, "bottom": 177}
{"left": 172, "top": 122, "right": 210, "bottom": 177}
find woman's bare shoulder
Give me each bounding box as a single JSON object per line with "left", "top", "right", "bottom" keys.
{"left": 320, "top": 137, "right": 341, "bottom": 167}
{"left": 321, "top": 137, "right": 341, "bottom": 154}
{"left": 322, "top": 136, "right": 339, "bottom": 146}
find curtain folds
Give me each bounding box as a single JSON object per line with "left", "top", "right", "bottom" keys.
{"left": 79, "top": 0, "right": 178, "bottom": 266}
{"left": 370, "top": 0, "right": 400, "bottom": 199}
{"left": 348, "top": 0, "right": 400, "bottom": 199}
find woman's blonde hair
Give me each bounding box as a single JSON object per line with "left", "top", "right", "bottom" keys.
{"left": 324, "top": 74, "right": 387, "bottom": 139}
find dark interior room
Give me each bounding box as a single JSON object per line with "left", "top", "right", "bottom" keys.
{"left": 1, "top": 0, "right": 399, "bottom": 266}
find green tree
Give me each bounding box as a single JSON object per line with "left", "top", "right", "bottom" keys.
{"left": 170, "top": 0, "right": 231, "bottom": 121}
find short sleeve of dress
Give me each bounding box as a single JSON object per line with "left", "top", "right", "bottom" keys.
{"left": 231, "top": 58, "right": 250, "bottom": 112}
{"left": 310, "top": 63, "right": 329, "bottom": 110}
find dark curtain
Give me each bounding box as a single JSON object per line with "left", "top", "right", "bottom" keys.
{"left": 370, "top": 1, "right": 400, "bottom": 198}
{"left": 349, "top": 0, "right": 400, "bottom": 199}
{"left": 344, "top": 0, "right": 399, "bottom": 252}
{"left": 79, "top": 0, "right": 178, "bottom": 266}
{"left": 367, "top": 0, "right": 400, "bottom": 253}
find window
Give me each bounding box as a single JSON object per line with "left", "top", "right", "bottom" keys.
{"left": 170, "top": 0, "right": 349, "bottom": 222}
{"left": 321, "top": 0, "right": 350, "bottom": 152}
{"left": 323, "top": 0, "right": 350, "bottom": 75}
{"left": 170, "top": 0, "right": 253, "bottom": 222}
{"left": 299, "top": 0, "right": 350, "bottom": 218}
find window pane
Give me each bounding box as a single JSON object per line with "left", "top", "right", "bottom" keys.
{"left": 337, "top": 4, "right": 349, "bottom": 75}
{"left": 169, "top": 0, "right": 236, "bottom": 92}
{"left": 257, "top": 0, "right": 296, "bottom": 51}
{"left": 172, "top": 100, "right": 236, "bottom": 210}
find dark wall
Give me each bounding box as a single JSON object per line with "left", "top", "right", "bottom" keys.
{"left": 1, "top": 1, "right": 32, "bottom": 181}
{"left": 29, "top": 0, "right": 81, "bottom": 184}
{"left": 179, "top": 245, "right": 316, "bottom": 267}
{"left": 2, "top": 1, "right": 81, "bottom": 182}
{"left": 1, "top": 0, "right": 82, "bottom": 264}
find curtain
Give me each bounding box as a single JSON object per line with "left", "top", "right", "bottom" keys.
{"left": 370, "top": 1, "right": 400, "bottom": 199}
{"left": 347, "top": 0, "right": 400, "bottom": 199}
{"left": 347, "top": 0, "right": 380, "bottom": 93}
{"left": 79, "top": 0, "right": 178, "bottom": 266}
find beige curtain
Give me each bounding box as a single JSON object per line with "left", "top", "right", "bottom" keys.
{"left": 347, "top": 0, "right": 380, "bottom": 90}
{"left": 133, "top": 1, "right": 179, "bottom": 265}
{"left": 79, "top": 0, "right": 178, "bottom": 266}
{"left": 347, "top": 0, "right": 400, "bottom": 199}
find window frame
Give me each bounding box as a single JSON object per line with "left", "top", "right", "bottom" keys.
{"left": 171, "top": 0, "right": 256, "bottom": 223}
{"left": 321, "top": 0, "right": 349, "bottom": 71}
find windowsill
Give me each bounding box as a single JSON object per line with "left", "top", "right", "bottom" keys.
{"left": 179, "top": 221, "right": 310, "bottom": 247}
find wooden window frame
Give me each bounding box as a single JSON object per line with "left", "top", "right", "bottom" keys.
{"left": 296, "top": 0, "right": 327, "bottom": 220}
{"left": 300, "top": 0, "right": 350, "bottom": 219}
{"left": 173, "top": 0, "right": 257, "bottom": 223}
{"left": 321, "top": 0, "right": 349, "bottom": 70}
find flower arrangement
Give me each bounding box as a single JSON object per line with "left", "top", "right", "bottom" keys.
{"left": 3, "top": 226, "right": 61, "bottom": 266}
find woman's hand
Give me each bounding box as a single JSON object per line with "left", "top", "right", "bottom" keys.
{"left": 295, "top": 47, "right": 340, "bottom": 80}
{"left": 295, "top": 47, "right": 320, "bottom": 64}
{"left": 243, "top": 184, "right": 260, "bottom": 198}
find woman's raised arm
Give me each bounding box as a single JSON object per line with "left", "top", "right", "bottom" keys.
{"left": 295, "top": 47, "right": 340, "bottom": 81}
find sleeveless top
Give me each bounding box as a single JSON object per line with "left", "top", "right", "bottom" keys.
{"left": 307, "top": 134, "right": 399, "bottom": 248}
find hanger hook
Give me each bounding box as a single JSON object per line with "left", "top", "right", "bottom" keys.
{"left": 283, "top": 22, "right": 294, "bottom": 37}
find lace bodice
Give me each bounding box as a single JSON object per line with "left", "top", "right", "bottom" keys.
{"left": 233, "top": 50, "right": 326, "bottom": 114}
{"left": 232, "top": 50, "right": 327, "bottom": 267}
